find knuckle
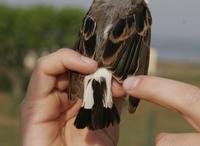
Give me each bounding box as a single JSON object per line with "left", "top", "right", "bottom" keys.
{"left": 58, "top": 48, "right": 67, "bottom": 52}
{"left": 35, "top": 57, "right": 47, "bottom": 71}
{"left": 57, "top": 48, "right": 79, "bottom": 56}
{"left": 57, "top": 48, "right": 71, "bottom": 54}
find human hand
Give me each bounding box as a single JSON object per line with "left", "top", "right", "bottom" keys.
{"left": 20, "top": 49, "right": 124, "bottom": 146}
{"left": 123, "top": 76, "right": 200, "bottom": 146}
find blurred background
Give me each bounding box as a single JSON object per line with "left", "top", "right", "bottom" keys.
{"left": 0, "top": 0, "right": 199, "bottom": 146}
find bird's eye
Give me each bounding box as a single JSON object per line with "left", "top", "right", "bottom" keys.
{"left": 82, "top": 16, "right": 96, "bottom": 39}
{"left": 112, "top": 19, "right": 126, "bottom": 38}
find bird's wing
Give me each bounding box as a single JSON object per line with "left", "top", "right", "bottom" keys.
{"left": 68, "top": 13, "right": 97, "bottom": 100}
{"left": 73, "top": 14, "right": 97, "bottom": 58}
{"left": 102, "top": 4, "right": 152, "bottom": 81}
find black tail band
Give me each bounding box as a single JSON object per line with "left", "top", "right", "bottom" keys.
{"left": 74, "top": 78, "right": 120, "bottom": 130}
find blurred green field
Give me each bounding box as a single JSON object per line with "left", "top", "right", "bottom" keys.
{"left": 119, "top": 61, "right": 200, "bottom": 146}
{"left": 0, "top": 61, "right": 199, "bottom": 146}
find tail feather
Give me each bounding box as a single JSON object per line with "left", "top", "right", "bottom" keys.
{"left": 128, "top": 96, "right": 140, "bottom": 113}
{"left": 90, "top": 79, "right": 120, "bottom": 129}
{"left": 74, "top": 76, "right": 120, "bottom": 130}
{"left": 74, "top": 108, "right": 91, "bottom": 129}
{"left": 90, "top": 79, "right": 105, "bottom": 129}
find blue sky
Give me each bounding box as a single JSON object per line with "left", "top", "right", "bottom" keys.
{"left": 1, "top": 0, "right": 200, "bottom": 39}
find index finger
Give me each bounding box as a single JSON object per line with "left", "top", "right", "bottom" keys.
{"left": 36, "top": 48, "right": 97, "bottom": 75}
{"left": 123, "top": 76, "right": 200, "bottom": 130}
{"left": 27, "top": 49, "right": 97, "bottom": 98}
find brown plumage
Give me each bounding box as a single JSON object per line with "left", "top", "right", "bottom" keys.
{"left": 68, "top": 0, "right": 152, "bottom": 130}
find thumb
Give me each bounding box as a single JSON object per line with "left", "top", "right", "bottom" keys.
{"left": 123, "top": 76, "right": 200, "bottom": 130}
{"left": 156, "top": 133, "right": 200, "bottom": 146}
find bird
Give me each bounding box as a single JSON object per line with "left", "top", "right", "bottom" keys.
{"left": 68, "top": 0, "right": 152, "bottom": 130}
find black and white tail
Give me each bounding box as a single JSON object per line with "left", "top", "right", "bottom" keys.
{"left": 74, "top": 68, "right": 120, "bottom": 130}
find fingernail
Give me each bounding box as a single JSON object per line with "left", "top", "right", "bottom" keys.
{"left": 123, "top": 77, "right": 140, "bottom": 91}
{"left": 81, "top": 56, "right": 96, "bottom": 65}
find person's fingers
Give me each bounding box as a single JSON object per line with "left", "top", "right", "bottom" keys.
{"left": 123, "top": 76, "right": 200, "bottom": 130}
{"left": 112, "top": 80, "right": 126, "bottom": 98}
{"left": 64, "top": 99, "right": 82, "bottom": 121}
{"left": 36, "top": 48, "right": 97, "bottom": 75}
{"left": 55, "top": 72, "right": 69, "bottom": 91}
{"left": 21, "top": 90, "right": 76, "bottom": 124}
{"left": 54, "top": 90, "right": 73, "bottom": 113}
{"left": 156, "top": 133, "right": 200, "bottom": 146}
{"left": 27, "top": 48, "right": 97, "bottom": 99}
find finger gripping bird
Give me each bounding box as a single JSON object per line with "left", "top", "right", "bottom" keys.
{"left": 68, "top": 0, "right": 152, "bottom": 130}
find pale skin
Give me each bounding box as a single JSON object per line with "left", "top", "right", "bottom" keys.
{"left": 21, "top": 48, "right": 200, "bottom": 146}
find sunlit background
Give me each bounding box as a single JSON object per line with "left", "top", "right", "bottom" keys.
{"left": 0, "top": 0, "right": 199, "bottom": 146}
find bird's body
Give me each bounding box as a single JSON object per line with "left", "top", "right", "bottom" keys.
{"left": 68, "top": 0, "right": 152, "bottom": 130}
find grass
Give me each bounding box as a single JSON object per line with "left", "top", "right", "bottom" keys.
{"left": 118, "top": 101, "right": 194, "bottom": 146}
{"left": 157, "top": 61, "right": 200, "bottom": 86}
{"left": 0, "top": 124, "right": 19, "bottom": 146}
{"left": 0, "top": 61, "right": 199, "bottom": 146}
{"left": 0, "top": 93, "right": 20, "bottom": 146}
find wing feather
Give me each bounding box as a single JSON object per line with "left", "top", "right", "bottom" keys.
{"left": 104, "top": 5, "right": 152, "bottom": 81}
